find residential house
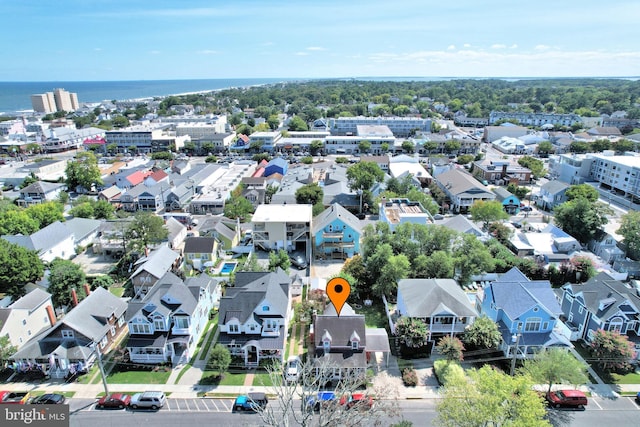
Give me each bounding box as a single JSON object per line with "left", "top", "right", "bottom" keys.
{"left": 508, "top": 224, "right": 580, "bottom": 262}
{"left": 10, "top": 286, "right": 127, "bottom": 379}
{"left": 264, "top": 157, "right": 288, "bottom": 177}
{"left": 312, "top": 303, "right": 367, "bottom": 380}
{"left": 217, "top": 269, "right": 292, "bottom": 367}
{"left": 396, "top": 278, "right": 478, "bottom": 343}
{"left": 165, "top": 217, "right": 187, "bottom": 250}
{"left": 92, "top": 218, "right": 134, "bottom": 257}
{"left": 0, "top": 289, "right": 55, "bottom": 349}
{"left": 64, "top": 217, "right": 101, "bottom": 248}
{"left": 536, "top": 180, "right": 570, "bottom": 211}
{"left": 130, "top": 245, "right": 181, "bottom": 297}
{"left": 120, "top": 183, "right": 170, "bottom": 213}
{"left": 164, "top": 182, "right": 195, "bottom": 212}
{"left": 379, "top": 198, "right": 435, "bottom": 231}
{"left": 388, "top": 154, "right": 432, "bottom": 186}
{"left": 559, "top": 272, "right": 640, "bottom": 355}
{"left": 476, "top": 267, "right": 571, "bottom": 359}
{"left": 252, "top": 204, "right": 313, "bottom": 258}
{"left": 312, "top": 203, "right": 362, "bottom": 260}
{"left": 195, "top": 216, "right": 241, "bottom": 251}
{"left": 435, "top": 168, "right": 495, "bottom": 213}
{"left": 126, "top": 272, "right": 219, "bottom": 365}
{"left": 17, "top": 181, "right": 65, "bottom": 206}
{"left": 183, "top": 237, "right": 218, "bottom": 271}
{"left": 493, "top": 187, "right": 521, "bottom": 215}
{"left": 360, "top": 155, "right": 390, "bottom": 172}
{"left": 613, "top": 259, "right": 640, "bottom": 279}
{"left": 98, "top": 185, "right": 122, "bottom": 206}
{"left": 473, "top": 159, "right": 532, "bottom": 185}
{"left": 434, "top": 214, "right": 488, "bottom": 240}
{"left": 588, "top": 230, "right": 625, "bottom": 265}
{"left": 2, "top": 221, "right": 75, "bottom": 263}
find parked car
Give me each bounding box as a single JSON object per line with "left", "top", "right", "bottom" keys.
{"left": 339, "top": 392, "right": 374, "bottom": 410}
{"left": 0, "top": 391, "right": 30, "bottom": 404}
{"left": 130, "top": 391, "right": 166, "bottom": 410}
{"left": 285, "top": 356, "right": 301, "bottom": 383}
{"left": 289, "top": 253, "right": 308, "bottom": 270}
{"left": 545, "top": 389, "right": 587, "bottom": 409}
{"left": 521, "top": 206, "right": 533, "bottom": 212}
{"left": 30, "top": 393, "right": 66, "bottom": 405}
{"left": 96, "top": 393, "right": 131, "bottom": 409}
{"left": 233, "top": 392, "right": 268, "bottom": 412}
{"left": 636, "top": 391, "right": 640, "bottom": 404}
{"left": 305, "top": 391, "right": 336, "bottom": 412}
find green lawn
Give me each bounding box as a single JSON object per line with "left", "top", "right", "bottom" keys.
{"left": 199, "top": 371, "right": 246, "bottom": 386}
{"left": 106, "top": 367, "right": 171, "bottom": 384}
{"left": 356, "top": 301, "right": 389, "bottom": 328}
{"left": 30, "top": 391, "right": 75, "bottom": 398}
{"left": 252, "top": 372, "right": 274, "bottom": 387}
{"left": 199, "top": 315, "right": 219, "bottom": 361}
{"left": 610, "top": 371, "right": 640, "bottom": 384}
{"left": 109, "top": 287, "right": 125, "bottom": 297}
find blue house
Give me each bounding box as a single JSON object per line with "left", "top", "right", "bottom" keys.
{"left": 312, "top": 203, "right": 362, "bottom": 260}
{"left": 493, "top": 187, "right": 520, "bottom": 215}
{"left": 477, "top": 267, "right": 571, "bottom": 359}
{"left": 264, "top": 157, "right": 288, "bottom": 177}
{"left": 559, "top": 272, "right": 640, "bottom": 356}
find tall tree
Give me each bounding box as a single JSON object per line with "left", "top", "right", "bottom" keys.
{"left": 469, "top": 200, "right": 509, "bottom": 230}
{"left": 520, "top": 348, "right": 588, "bottom": 393}
{"left": 436, "top": 365, "right": 550, "bottom": 427}
{"left": 295, "top": 183, "right": 323, "bottom": 206}
{"left": 374, "top": 254, "right": 410, "bottom": 297}
{"left": 346, "top": 161, "right": 385, "bottom": 213}
{"left": 208, "top": 344, "right": 232, "bottom": 378}
{"left": 565, "top": 183, "right": 599, "bottom": 202}
{"left": 518, "top": 155, "right": 545, "bottom": 178}
{"left": 0, "top": 209, "right": 39, "bottom": 235}
{"left": 0, "top": 239, "right": 44, "bottom": 297}
{"left": 65, "top": 151, "right": 103, "bottom": 192}
{"left": 618, "top": 210, "right": 640, "bottom": 260}
{"left": 590, "top": 329, "right": 637, "bottom": 372}
{"left": 125, "top": 212, "right": 168, "bottom": 254}
{"left": 48, "top": 258, "right": 86, "bottom": 308}
{"left": 453, "top": 234, "right": 494, "bottom": 285}
{"left": 223, "top": 196, "right": 254, "bottom": 221}
{"left": 553, "top": 198, "right": 612, "bottom": 243}
{"left": 0, "top": 334, "right": 18, "bottom": 369}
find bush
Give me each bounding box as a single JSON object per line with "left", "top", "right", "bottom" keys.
{"left": 402, "top": 367, "right": 418, "bottom": 386}
{"left": 433, "top": 360, "right": 465, "bottom": 386}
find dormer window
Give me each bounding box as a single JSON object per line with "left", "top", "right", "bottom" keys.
{"left": 61, "top": 330, "right": 74, "bottom": 339}
{"left": 350, "top": 330, "right": 361, "bottom": 350}
{"left": 322, "top": 330, "right": 332, "bottom": 352}
{"left": 351, "top": 341, "right": 359, "bottom": 350}
{"left": 262, "top": 305, "right": 270, "bottom": 312}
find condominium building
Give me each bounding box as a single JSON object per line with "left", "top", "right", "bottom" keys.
{"left": 31, "top": 88, "right": 79, "bottom": 113}
{"left": 328, "top": 116, "right": 432, "bottom": 137}
{"left": 105, "top": 125, "right": 188, "bottom": 153}
{"left": 489, "top": 111, "right": 582, "bottom": 127}
{"left": 589, "top": 152, "right": 640, "bottom": 199}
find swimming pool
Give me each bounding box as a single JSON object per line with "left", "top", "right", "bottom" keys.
{"left": 220, "top": 262, "right": 237, "bottom": 274}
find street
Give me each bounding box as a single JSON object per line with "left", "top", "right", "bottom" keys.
{"left": 67, "top": 395, "right": 640, "bottom": 427}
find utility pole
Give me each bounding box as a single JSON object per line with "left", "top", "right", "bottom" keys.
{"left": 94, "top": 344, "right": 109, "bottom": 395}
{"left": 510, "top": 327, "right": 522, "bottom": 376}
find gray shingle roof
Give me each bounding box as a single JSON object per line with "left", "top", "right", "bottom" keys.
{"left": 131, "top": 245, "right": 180, "bottom": 280}
{"left": 64, "top": 218, "right": 101, "bottom": 243}
{"left": 62, "top": 287, "right": 127, "bottom": 342}
{"left": 2, "top": 221, "right": 73, "bottom": 253}
{"left": 540, "top": 180, "right": 570, "bottom": 194}
{"left": 398, "top": 278, "right": 478, "bottom": 318}
{"left": 565, "top": 272, "right": 640, "bottom": 320}
{"left": 218, "top": 269, "right": 290, "bottom": 324}
{"left": 183, "top": 237, "right": 217, "bottom": 253}
{"left": 312, "top": 203, "right": 363, "bottom": 235}
{"left": 7, "top": 288, "right": 51, "bottom": 310}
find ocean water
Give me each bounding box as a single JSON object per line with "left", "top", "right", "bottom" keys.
{"left": 0, "top": 78, "right": 299, "bottom": 115}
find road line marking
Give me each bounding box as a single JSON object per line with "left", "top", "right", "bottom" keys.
{"left": 591, "top": 398, "right": 603, "bottom": 410}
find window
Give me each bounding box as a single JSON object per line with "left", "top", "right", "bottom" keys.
{"left": 61, "top": 330, "right": 74, "bottom": 339}
{"left": 351, "top": 341, "right": 359, "bottom": 350}
{"left": 154, "top": 318, "right": 165, "bottom": 331}
{"left": 262, "top": 305, "right": 270, "bottom": 312}
{"left": 229, "top": 324, "right": 239, "bottom": 333}
{"left": 525, "top": 318, "right": 542, "bottom": 332}
{"left": 323, "top": 340, "right": 331, "bottom": 352}
{"left": 100, "top": 335, "right": 108, "bottom": 349}
{"left": 542, "top": 322, "right": 549, "bottom": 330}
{"left": 117, "top": 316, "right": 124, "bottom": 327}
{"left": 130, "top": 323, "right": 151, "bottom": 334}
{"left": 578, "top": 306, "right": 583, "bottom": 314}
{"left": 174, "top": 317, "right": 189, "bottom": 329}
{"left": 110, "top": 326, "right": 116, "bottom": 337}
{"left": 22, "top": 319, "right": 27, "bottom": 326}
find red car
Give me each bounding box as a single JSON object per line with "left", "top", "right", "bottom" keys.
{"left": 97, "top": 393, "right": 132, "bottom": 409}
{"left": 546, "top": 389, "right": 588, "bottom": 409}
{"left": 339, "top": 393, "right": 373, "bottom": 410}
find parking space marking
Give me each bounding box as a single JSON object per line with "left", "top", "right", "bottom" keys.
{"left": 165, "top": 399, "right": 172, "bottom": 411}
{"left": 192, "top": 399, "right": 201, "bottom": 411}
{"left": 199, "top": 399, "right": 212, "bottom": 411}
{"left": 220, "top": 399, "right": 231, "bottom": 411}
{"left": 590, "top": 398, "right": 603, "bottom": 410}
{"left": 624, "top": 396, "right": 640, "bottom": 410}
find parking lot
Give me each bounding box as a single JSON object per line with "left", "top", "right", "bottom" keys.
{"left": 71, "top": 398, "right": 236, "bottom": 413}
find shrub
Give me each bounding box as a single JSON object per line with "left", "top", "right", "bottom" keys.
{"left": 433, "top": 360, "right": 465, "bottom": 386}
{"left": 402, "top": 367, "right": 418, "bottom": 386}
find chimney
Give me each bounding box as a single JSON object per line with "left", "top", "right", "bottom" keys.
{"left": 502, "top": 164, "right": 508, "bottom": 177}
{"left": 71, "top": 289, "right": 78, "bottom": 307}
{"left": 83, "top": 283, "right": 91, "bottom": 296}
{"left": 45, "top": 305, "right": 56, "bottom": 326}
{"left": 145, "top": 246, "right": 150, "bottom": 257}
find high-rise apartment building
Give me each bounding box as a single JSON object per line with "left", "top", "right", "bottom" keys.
{"left": 30, "top": 92, "right": 56, "bottom": 113}
{"left": 31, "top": 88, "right": 79, "bottom": 113}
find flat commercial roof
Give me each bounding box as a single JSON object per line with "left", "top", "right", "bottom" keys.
{"left": 252, "top": 204, "right": 312, "bottom": 223}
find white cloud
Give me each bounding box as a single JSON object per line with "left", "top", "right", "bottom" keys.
{"left": 509, "top": 44, "right": 518, "bottom": 49}
{"left": 307, "top": 46, "right": 327, "bottom": 51}
{"left": 491, "top": 44, "right": 507, "bottom": 49}
{"left": 447, "top": 45, "right": 456, "bottom": 50}
{"left": 534, "top": 44, "right": 551, "bottom": 51}
{"left": 463, "top": 43, "right": 471, "bottom": 48}
{"left": 295, "top": 51, "right": 309, "bottom": 56}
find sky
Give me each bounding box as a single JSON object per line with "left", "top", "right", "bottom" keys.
{"left": 3, "top": 0, "right": 640, "bottom": 81}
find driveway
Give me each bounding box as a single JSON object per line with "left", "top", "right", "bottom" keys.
{"left": 73, "top": 251, "right": 117, "bottom": 275}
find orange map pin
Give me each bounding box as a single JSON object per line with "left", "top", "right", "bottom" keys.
{"left": 326, "top": 277, "right": 351, "bottom": 317}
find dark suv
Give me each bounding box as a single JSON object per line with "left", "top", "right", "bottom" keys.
{"left": 289, "top": 253, "right": 308, "bottom": 270}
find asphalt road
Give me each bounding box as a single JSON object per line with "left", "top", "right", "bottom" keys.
{"left": 67, "top": 396, "right": 640, "bottom": 427}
